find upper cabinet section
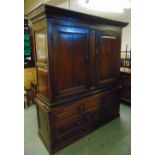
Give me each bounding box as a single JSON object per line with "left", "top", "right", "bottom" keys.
{"left": 27, "top": 4, "right": 127, "bottom": 105}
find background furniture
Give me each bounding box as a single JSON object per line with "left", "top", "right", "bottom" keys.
{"left": 24, "top": 18, "right": 37, "bottom": 108}
{"left": 120, "top": 72, "right": 131, "bottom": 103}
{"left": 28, "top": 4, "right": 128, "bottom": 154}
{"left": 120, "top": 47, "right": 131, "bottom": 69}
{"left": 24, "top": 18, "right": 35, "bottom": 68}
{"left": 24, "top": 88, "right": 32, "bottom": 108}
{"left": 24, "top": 82, "right": 37, "bottom": 108}
{"left": 120, "top": 47, "right": 131, "bottom": 103}
{"left": 24, "top": 67, "right": 37, "bottom": 108}
{"left": 24, "top": 67, "right": 37, "bottom": 89}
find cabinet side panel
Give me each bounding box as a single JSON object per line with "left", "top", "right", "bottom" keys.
{"left": 33, "top": 19, "right": 52, "bottom": 102}
{"left": 36, "top": 101, "right": 52, "bottom": 153}
{"left": 35, "top": 29, "right": 48, "bottom": 63}
{"left": 37, "top": 67, "right": 50, "bottom": 99}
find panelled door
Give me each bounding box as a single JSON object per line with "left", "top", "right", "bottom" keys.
{"left": 95, "top": 30, "right": 120, "bottom": 87}
{"left": 53, "top": 25, "right": 90, "bottom": 98}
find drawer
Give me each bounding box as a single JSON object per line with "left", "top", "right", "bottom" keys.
{"left": 54, "top": 117, "right": 84, "bottom": 139}
{"left": 83, "top": 94, "right": 102, "bottom": 113}
{"left": 52, "top": 102, "right": 82, "bottom": 123}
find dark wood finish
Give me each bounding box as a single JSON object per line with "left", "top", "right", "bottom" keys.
{"left": 28, "top": 4, "right": 128, "bottom": 155}
{"left": 88, "top": 30, "right": 96, "bottom": 88}
{"left": 35, "top": 86, "right": 120, "bottom": 153}
{"left": 35, "top": 98, "right": 53, "bottom": 152}
{"left": 37, "top": 67, "right": 50, "bottom": 99}
{"left": 95, "top": 31, "right": 120, "bottom": 88}
{"left": 53, "top": 25, "right": 90, "bottom": 97}
{"left": 33, "top": 18, "right": 53, "bottom": 104}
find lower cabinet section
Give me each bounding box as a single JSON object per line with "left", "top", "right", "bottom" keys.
{"left": 35, "top": 87, "right": 120, "bottom": 154}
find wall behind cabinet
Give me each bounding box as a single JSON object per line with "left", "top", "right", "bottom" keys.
{"left": 24, "top": 0, "right": 69, "bottom": 14}
{"left": 121, "top": 23, "right": 131, "bottom": 51}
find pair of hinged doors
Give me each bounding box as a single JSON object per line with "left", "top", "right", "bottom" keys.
{"left": 52, "top": 24, "right": 120, "bottom": 98}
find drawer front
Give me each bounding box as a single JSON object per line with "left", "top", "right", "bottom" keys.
{"left": 52, "top": 103, "right": 82, "bottom": 124}
{"left": 83, "top": 94, "right": 102, "bottom": 113}
{"left": 54, "top": 117, "right": 84, "bottom": 139}
{"left": 52, "top": 93, "right": 102, "bottom": 124}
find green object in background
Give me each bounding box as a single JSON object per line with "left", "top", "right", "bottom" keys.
{"left": 24, "top": 33, "right": 30, "bottom": 40}
{"left": 24, "top": 48, "right": 31, "bottom": 56}
{"left": 24, "top": 41, "right": 31, "bottom": 47}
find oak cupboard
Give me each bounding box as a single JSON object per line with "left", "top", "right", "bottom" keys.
{"left": 27, "top": 4, "right": 128, "bottom": 154}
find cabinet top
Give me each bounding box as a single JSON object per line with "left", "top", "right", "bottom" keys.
{"left": 27, "top": 4, "right": 128, "bottom": 28}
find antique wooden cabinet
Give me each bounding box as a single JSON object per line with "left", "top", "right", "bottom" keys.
{"left": 28, "top": 4, "right": 128, "bottom": 154}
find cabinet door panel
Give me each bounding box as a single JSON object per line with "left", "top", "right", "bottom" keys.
{"left": 96, "top": 32, "right": 120, "bottom": 87}
{"left": 53, "top": 25, "right": 89, "bottom": 97}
